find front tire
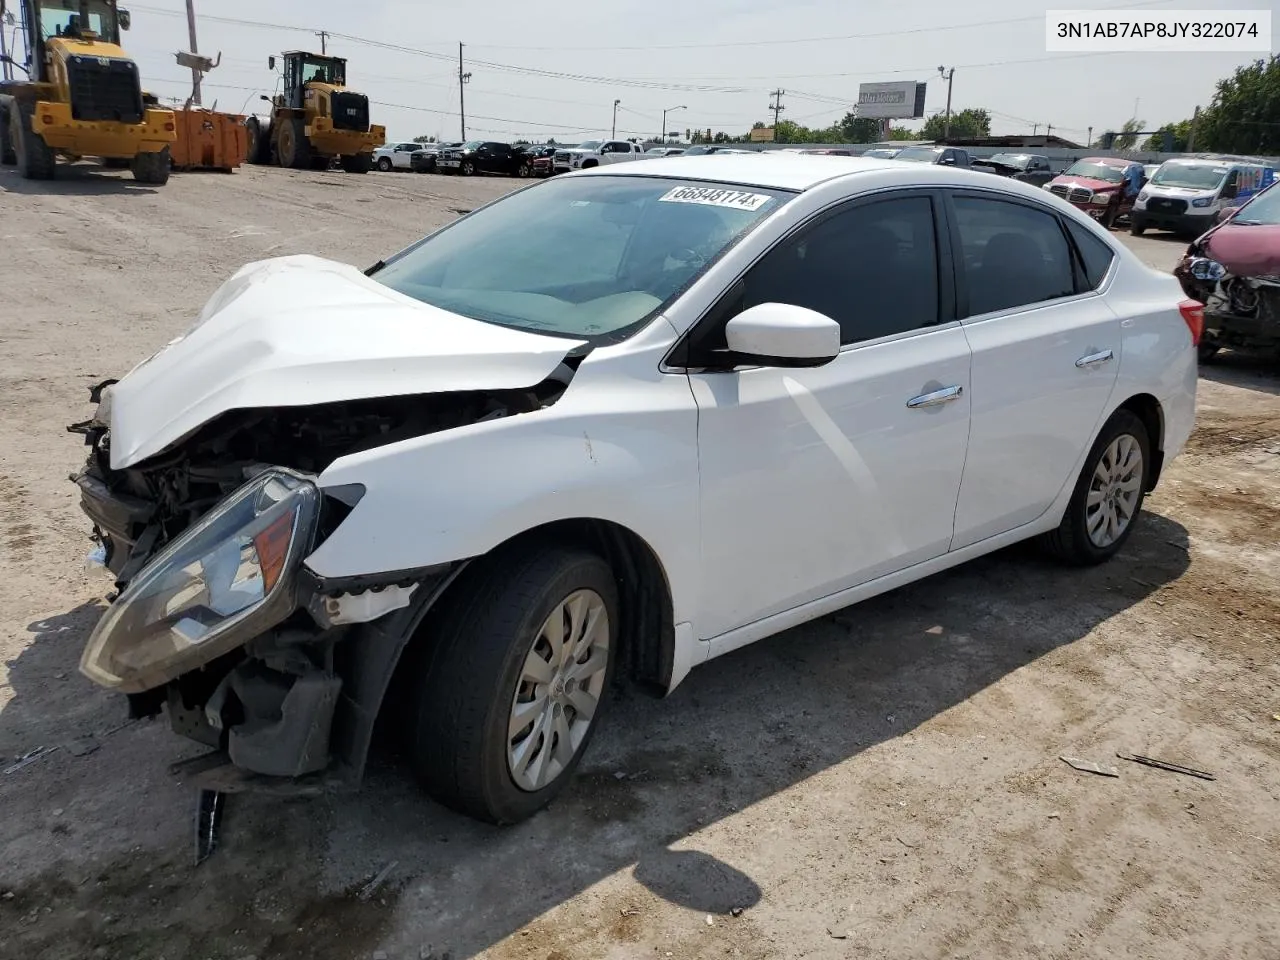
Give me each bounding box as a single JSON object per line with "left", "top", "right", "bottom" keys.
{"left": 341, "top": 153, "right": 371, "bottom": 173}
{"left": 1039, "top": 409, "right": 1151, "bottom": 565}
{"left": 130, "top": 146, "right": 171, "bottom": 185}
{"left": 377, "top": 156, "right": 392, "bottom": 171}
{"left": 406, "top": 544, "right": 619, "bottom": 824}
{"left": 0, "top": 104, "right": 13, "bottom": 165}
{"left": 277, "top": 118, "right": 311, "bottom": 169}
{"left": 517, "top": 161, "right": 531, "bottom": 178}
{"left": 1129, "top": 219, "right": 1146, "bottom": 237}
{"left": 460, "top": 159, "right": 475, "bottom": 176}
{"left": 11, "top": 101, "right": 56, "bottom": 180}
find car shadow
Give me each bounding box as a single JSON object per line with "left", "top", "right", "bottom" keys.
{"left": 0, "top": 513, "right": 1192, "bottom": 959}
{"left": 1199, "top": 354, "right": 1280, "bottom": 396}
{"left": 0, "top": 164, "right": 160, "bottom": 196}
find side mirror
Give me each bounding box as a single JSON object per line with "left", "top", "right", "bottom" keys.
{"left": 721, "top": 303, "right": 841, "bottom": 368}
{"left": 1217, "top": 206, "right": 1238, "bottom": 223}
{"left": 938, "top": 157, "right": 955, "bottom": 166}
{"left": 118, "top": 8, "right": 131, "bottom": 29}
{"left": 259, "top": 94, "right": 271, "bottom": 102}
{"left": 1220, "top": 185, "right": 1237, "bottom": 200}
{"left": 268, "top": 55, "right": 276, "bottom": 70}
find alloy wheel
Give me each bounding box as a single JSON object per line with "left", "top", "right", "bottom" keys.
{"left": 1086, "top": 434, "right": 1144, "bottom": 548}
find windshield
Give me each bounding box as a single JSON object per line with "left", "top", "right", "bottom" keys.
{"left": 1231, "top": 182, "right": 1280, "bottom": 225}
{"left": 988, "top": 153, "right": 1029, "bottom": 169}
{"left": 462, "top": 141, "right": 483, "bottom": 150}
{"left": 1151, "top": 163, "right": 1229, "bottom": 190}
{"left": 575, "top": 140, "right": 603, "bottom": 151}
{"left": 895, "top": 147, "right": 942, "bottom": 162}
{"left": 300, "top": 56, "right": 345, "bottom": 85}
{"left": 374, "top": 176, "right": 790, "bottom": 344}
{"left": 1063, "top": 160, "right": 1124, "bottom": 183}
{"left": 38, "top": 0, "right": 119, "bottom": 43}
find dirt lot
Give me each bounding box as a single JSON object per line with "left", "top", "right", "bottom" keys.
{"left": 1, "top": 162, "right": 1278, "bottom": 960}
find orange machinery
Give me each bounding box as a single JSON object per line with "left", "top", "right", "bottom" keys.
{"left": 170, "top": 108, "right": 248, "bottom": 172}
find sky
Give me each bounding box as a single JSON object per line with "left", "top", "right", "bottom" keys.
{"left": 30, "top": 0, "right": 1278, "bottom": 145}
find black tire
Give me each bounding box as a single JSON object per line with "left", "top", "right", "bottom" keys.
{"left": 460, "top": 159, "right": 475, "bottom": 176}
{"left": 11, "top": 101, "right": 56, "bottom": 180}
{"left": 377, "top": 156, "right": 393, "bottom": 172}
{"left": 1129, "top": 219, "right": 1146, "bottom": 237}
{"left": 517, "top": 160, "right": 531, "bottom": 178}
{"left": 0, "top": 105, "right": 14, "bottom": 165}
{"left": 341, "top": 153, "right": 371, "bottom": 173}
{"left": 406, "top": 543, "right": 620, "bottom": 824}
{"left": 130, "top": 147, "right": 170, "bottom": 184}
{"left": 277, "top": 118, "right": 311, "bottom": 169}
{"left": 245, "top": 116, "right": 271, "bottom": 165}
{"left": 309, "top": 155, "right": 331, "bottom": 171}
{"left": 101, "top": 157, "right": 130, "bottom": 169}
{"left": 1198, "top": 340, "right": 1221, "bottom": 364}
{"left": 581, "top": 159, "right": 597, "bottom": 169}
{"left": 1038, "top": 409, "right": 1151, "bottom": 566}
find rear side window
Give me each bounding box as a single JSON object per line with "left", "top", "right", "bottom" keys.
{"left": 1064, "top": 219, "right": 1116, "bottom": 291}
{"left": 952, "top": 195, "right": 1076, "bottom": 317}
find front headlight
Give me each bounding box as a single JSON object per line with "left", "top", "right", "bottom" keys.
{"left": 1092, "top": 191, "right": 1114, "bottom": 204}
{"left": 1137, "top": 190, "right": 1149, "bottom": 202}
{"left": 80, "top": 469, "right": 320, "bottom": 693}
{"left": 1192, "top": 197, "right": 1213, "bottom": 208}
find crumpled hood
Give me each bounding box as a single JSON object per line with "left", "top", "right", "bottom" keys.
{"left": 1202, "top": 224, "right": 1280, "bottom": 277}
{"left": 106, "top": 254, "right": 585, "bottom": 469}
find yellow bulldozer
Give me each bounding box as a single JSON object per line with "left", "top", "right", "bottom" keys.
{"left": 245, "top": 51, "right": 384, "bottom": 173}
{"left": 0, "top": 0, "right": 175, "bottom": 183}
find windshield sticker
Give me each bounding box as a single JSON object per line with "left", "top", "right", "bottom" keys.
{"left": 658, "top": 186, "right": 772, "bottom": 211}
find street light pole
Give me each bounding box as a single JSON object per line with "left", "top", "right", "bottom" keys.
{"left": 662, "top": 105, "right": 686, "bottom": 143}
{"left": 612, "top": 99, "right": 620, "bottom": 139}
{"left": 937, "top": 66, "right": 955, "bottom": 140}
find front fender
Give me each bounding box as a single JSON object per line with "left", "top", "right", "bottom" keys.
{"left": 304, "top": 341, "right": 702, "bottom": 624}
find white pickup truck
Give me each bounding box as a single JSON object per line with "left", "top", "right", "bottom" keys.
{"left": 553, "top": 139, "right": 644, "bottom": 173}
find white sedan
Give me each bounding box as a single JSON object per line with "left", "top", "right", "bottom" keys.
{"left": 73, "top": 155, "right": 1198, "bottom": 825}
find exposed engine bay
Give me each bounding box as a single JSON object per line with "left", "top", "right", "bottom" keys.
{"left": 68, "top": 357, "right": 581, "bottom": 790}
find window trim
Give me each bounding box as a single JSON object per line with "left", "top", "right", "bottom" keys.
{"left": 666, "top": 187, "right": 958, "bottom": 370}
{"left": 1061, "top": 215, "right": 1118, "bottom": 294}
{"left": 942, "top": 188, "right": 1108, "bottom": 323}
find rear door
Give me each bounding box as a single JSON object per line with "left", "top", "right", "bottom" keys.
{"left": 946, "top": 191, "right": 1121, "bottom": 549}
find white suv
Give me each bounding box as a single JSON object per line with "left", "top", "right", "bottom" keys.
{"left": 373, "top": 141, "right": 425, "bottom": 172}
{"left": 73, "top": 156, "right": 1198, "bottom": 826}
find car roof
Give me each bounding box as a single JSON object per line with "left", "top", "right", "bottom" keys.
{"left": 575, "top": 154, "right": 996, "bottom": 192}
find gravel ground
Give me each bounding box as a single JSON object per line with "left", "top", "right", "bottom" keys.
{"left": 1, "top": 161, "right": 1278, "bottom": 960}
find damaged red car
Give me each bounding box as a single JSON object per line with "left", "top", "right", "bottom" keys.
{"left": 1044, "top": 157, "right": 1145, "bottom": 229}
{"left": 1175, "top": 180, "right": 1280, "bottom": 363}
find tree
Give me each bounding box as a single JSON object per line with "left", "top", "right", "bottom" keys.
{"left": 1193, "top": 55, "right": 1280, "bottom": 154}
{"left": 838, "top": 112, "right": 883, "bottom": 144}
{"left": 887, "top": 125, "right": 917, "bottom": 141}
{"left": 1142, "top": 120, "right": 1191, "bottom": 152}
{"left": 919, "top": 108, "right": 990, "bottom": 140}
{"left": 412, "top": 134, "right": 436, "bottom": 143}
{"left": 1114, "top": 117, "right": 1145, "bottom": 150}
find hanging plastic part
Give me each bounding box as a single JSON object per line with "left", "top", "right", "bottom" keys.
{"left": 194, "top": 789, "right": 226, "bottom": 865}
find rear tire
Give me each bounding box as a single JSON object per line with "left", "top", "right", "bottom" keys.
{"left": 377, "top": 156, "right": 393, "bottom": 171}
{"left": 1129, "top": 219, "right": 1146, "bottom": 236}
{"left": 0, "top": 105, "right": 14, "bottom": 165}
{"left": 309, "top": 155, "right": 331, "bottom": 171}
{"left": 405, "top": 543, "right": 619, "bottom": 825}
{"left": 245, "top": 116, "right": 271, "bottom": 165}
{"left": 460, "top": 159, "right": 475, "bottom": 176}
{"left": 277, "top": 118, "right": 311, "bottom": 169}
{"left": 101, "top": 157, "right": 130, "bottom": 169}
{"left": 1038, "top": 409, "right": 1151, "bottom": 566}
{"left": 517, "top": 161, "right": 531, "bottom": 178}
{"left": 341, "top": 153, "right": 371, "bottom": 173}
{"left": 130, "top": 146, "right": 170, "bottom": 185}
{"left": 11, "top": 101, "right": 56, "bottom": 180}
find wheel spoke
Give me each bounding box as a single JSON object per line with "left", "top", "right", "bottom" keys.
{"left": 509, "top": 694, "right": 546, "bottom": 738}
{"left": 573, "top": 603, "right": 607, "bottom": 661}
{"left": 540, "top": 605, "right": 566, "bottom": 664}
{"left": 520, "top": 648, "right": 553, "bottom": 686}
{"left": 1087, "top": 506, "right": 1107, "bottom": 536}
{"left": 1117, "top": 475, "right": 1142, "bottom": 493}
{"left": 564, "top": 593, "right": 590, "bottom": 661}
{"left": 510, "top": 714, "right": 546, "bottom": 779}
{"left": 1087, "top": 488, "right": 1106, "bottom": 508}
{"left": 567, "top": 649, "right": 608, "bottom": 683}
{"left": 1093, "top": 458, "right": 1112, "bottom": 486}
{"left": 551, "top": 710, "right": 575, "bottom": 768}
{"left": 525, "top": 717, "right": 552, "bottom": 788}
{"left": 567, "top": 686, "right": 599, "bottom": 721}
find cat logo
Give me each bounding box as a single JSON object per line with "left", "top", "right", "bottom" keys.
{"left": 97, "top": 57, "right": 111, "bottom": 66}
{"left": 345, "top": 108, "right": 358, "bottom": 116}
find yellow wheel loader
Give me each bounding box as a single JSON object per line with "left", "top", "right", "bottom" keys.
{"left": 245, "top": 51, "right": 385, "bottom": 174}
{"left": 0, "top": 0, "right": 176, "bottom": 183}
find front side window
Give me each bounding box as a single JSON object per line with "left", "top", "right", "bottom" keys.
{"left": 374, "top": 176, "right": 790, "bottom": 344}
{"left": 738, "top": 195, "right": 941, "bottom": 345}
{"left": 300, "top": 57, "right": 344, "bottom": 85}
{"left": 952, "top": 195, "right": 1076, "bottom": 316}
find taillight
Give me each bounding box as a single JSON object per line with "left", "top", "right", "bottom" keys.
{"left": 1179, "top": 300, "right": 1204, "bottom": 347}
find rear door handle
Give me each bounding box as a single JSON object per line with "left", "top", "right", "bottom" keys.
{"left": 1076, "top": 349, "right": 1114, "bottom": 368}
{"left": 907, "top": 385, "right": 964, "bottom": 408}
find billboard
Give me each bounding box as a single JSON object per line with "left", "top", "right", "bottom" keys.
{"left": 856, "top": 81, "right": 927, "bottom": 120}
{"left": 749, "top": 126, "right": 775, "bottom": 142}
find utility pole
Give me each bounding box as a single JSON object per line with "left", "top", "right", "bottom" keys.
{"left": 1087, "top": 126, "right": 1093, "bottom": 147}
{"left": 612, "top": 98, "right": 620, "bottom": 139}
{"left": 769, "top": 88, "right": 785, "bottom": 139}
{"left": 458, "top": 42, "right": 471, "bottom": 141}
{"left": 1187, "top": 105, "right": 1200, "bottom": 153}
{"left": 1046, "top": 124, "right": 1053, "bottom": 139}
{"left": 315, "top": 30, "right": 329, "bottom": 55}
{"left": 937, "top": 66, "right": 954, "bottom": 140}
{"left": 1032, "top": 123, "right": 1039, "bottom": 136}
{"left": 184, "top": 0, "right": 201, "bottom": 106}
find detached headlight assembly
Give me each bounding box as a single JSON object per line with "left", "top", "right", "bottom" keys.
{"left": 81, "top": 469, "right": 320, "bottom": 693}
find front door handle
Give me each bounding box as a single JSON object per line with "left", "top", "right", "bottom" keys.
{"left": 907, "top": 385, "right": 964, "bottom": 408}
{"left": 1076, "top": 349, "right": 1114, "bottom": 368}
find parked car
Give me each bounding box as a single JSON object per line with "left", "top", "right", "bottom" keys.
{"left": 644, "top": 146, "right": 685, "bottom": 157}
{"left": 1043, "top": 157, "right": 1146, "bottom": 229}
{"left": 553, "top": 139, "right": 644, "bottom": 173}
{"left": 1132, "top": 157, "right": 1275, "bottom": 238}
{"left": 409, "top": 143, "right": 445, "bottom": 173}
{"left": 680, "top": 145, "right": 748, "bottom": 156}
{"left": 892, "top": 145, "right": 972, "bottom": 168}
{"left": 525, "top": 145, "right": 559, "bottom": 177}
{"left": 373, "top": 141, "right": 426, "bottom": 172}
{"left": 72, "top": 155, "right": 1197, "bottom": 827}
{"left": 971, "top": 153, "right": 1055, "bottom": 187}
{"left": 802, "top": 148, "right": 854, "bottom": 156}
{"left": 1174, "top": 179, "right": 1280, "bottom": 362}
{"left": 861, "top": 147, "right": 901, "bottom": 159}
{"left": 437, "top": 140, "right": 532, "bottom": 177}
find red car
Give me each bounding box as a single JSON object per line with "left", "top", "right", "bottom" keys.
{"left": 1043, "top": 157, "right": 1146, "bottom": 229}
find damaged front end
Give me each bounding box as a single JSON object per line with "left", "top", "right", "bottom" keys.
{"left": 1176, "top": 252, "right": 1280, "bottom": 359}
{"left": 68, "top": 368, "right": 578, "bottom": 793}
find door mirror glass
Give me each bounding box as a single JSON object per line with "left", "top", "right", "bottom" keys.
{"left": 118, "top": 8, "right": 131, "bottom": 29}
{"left": 722, "top": 303, "right": 841, "bottom": 368}
{"left": 268, "top": 56, "right": 276, "bottom": 70}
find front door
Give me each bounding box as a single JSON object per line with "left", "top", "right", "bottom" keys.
{"left": 686, "top": 191, "right": 973, "bottom": 639}
{"left": 946, "top": 192, "right": 1122, "bottom": 549}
